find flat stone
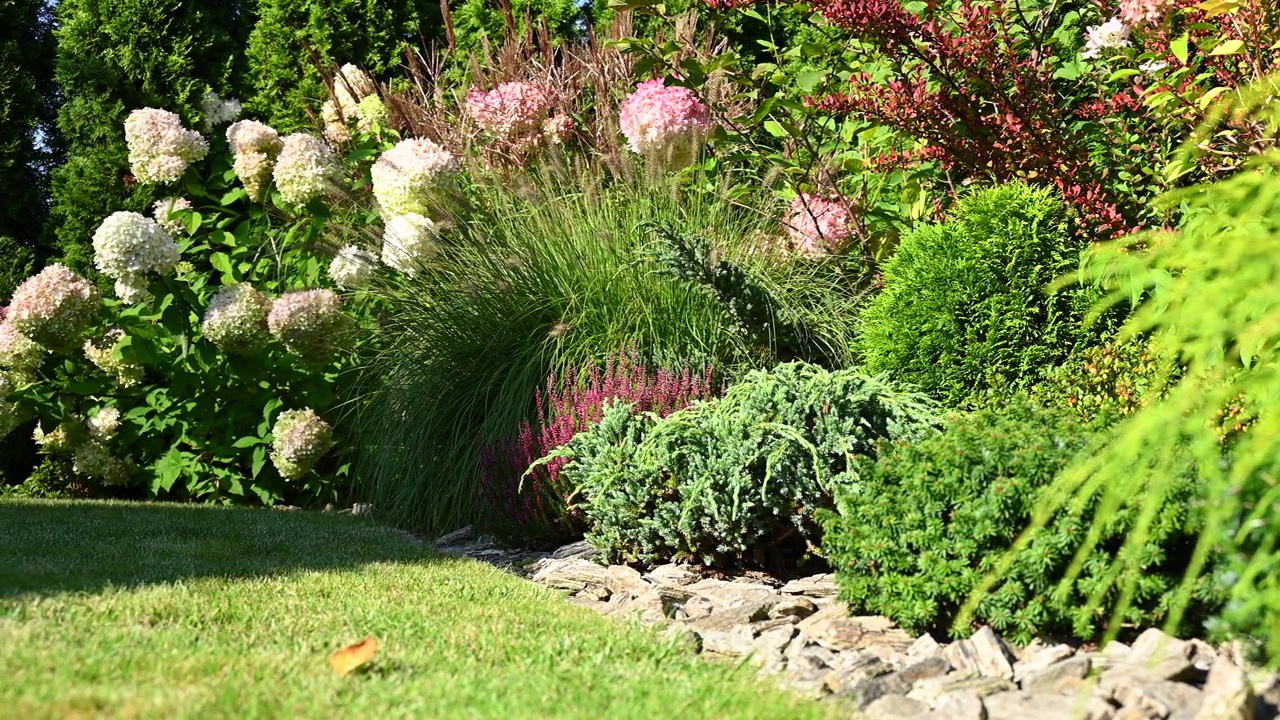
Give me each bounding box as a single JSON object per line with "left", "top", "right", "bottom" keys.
{"left": 1103, "top": 674, "right": 1202, "bottom": 719}
{"left": 769, "top": 596, "right": 818, "bottom": 620}
{"left": 823, "top": 653, "right": 896, "bottom": 694}
{"left": 1113, "top": 628, "right": 1198, "bottom": 683}
{"left": 659, "top": 623, "right": 702, "bottom": 653}
{"left": 1021, "top": 657, "right": 1092, "bottom": 695}
{"left": 1015, "top": 643, "right": 1078, "bottom": 681}
{"left": 701, "top": 625, "right": 756, "bottom": 656}
{"left": 749, "top": 616, "right": 800, "bottom": 635}
{"left": 606, "top": 585, "right": 692, "bottom": 624}
{"left": 944, "top": 626, "right": 1017, "bottom": 679}
{"left": 549, "top": 540, "right": 599, "bottom": 560}
{"left": 435, "top": 525, "right": 475, "bottom": 545}
{"left": 780, "top": 573, "right": 839, "bottom": 597}
{"left": 863, "top": 694, "right": 930, "bottom": 719}
{"left": 685, "top": 602, "right": 773, "bottom": 634}
{"left": 985, "top": 691, "right": 1117, "bottom": 720}
{"left": 685, "top": 578, "right": 781, "bottom": 609}
{"left": 1194, "top": 658, "right": 1253, "bottom": 720}
{"left": 753, "top": 624, "right": 798, "bottom": 661}
{"left": 911, "top": 675, "right": 1017, "bottom": 705}
{"left": 681, "top": 594, "right": 716, "bottom": 621}
{"left": 1188, "top": 640, "right": 1218, "bottom": 674}
{"left": 932, "top": 690, "right": 986, "bottom": 720}
{"left": 795, "top": 603, "right": 914, "bottom": 653}
{"left": 604, "top": 565, "right": 647, "bottom": 596}
{"left": 530, "top": 558, "right": 611, "bottom": 592}
{"left": 645, "top": 563, "right": 701, "bottom": 586}
{"left": 906, "top": 633, "right": 943, "bottom": 661}
{"left": 785, "top": 633, "right": 840, "bottom": 671}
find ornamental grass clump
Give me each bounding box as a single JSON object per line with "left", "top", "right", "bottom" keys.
{"left": 547, "top": 362, "right": 940, "bottom": 567}
{"left": 267, "top": 289, "right": 349, "bottom": 362}
{"left": 273, "top": 134, "right": 341, "bottom": 206}
{"left": 6, "top": 265, "right": 99, "bottom": 352}
{"left": 123, "top": 108, "right": 208, "bottom": 184}
{"left": 201, "top": 284, "right": 271, "bottom": 355}
{"left": 271, "top": 408, "right": 334, "bottom": 481}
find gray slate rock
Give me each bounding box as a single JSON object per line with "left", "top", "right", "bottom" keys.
{"left": 932, "top": 690, "right": 986, "bottom": 720}
{"left": 863, "top": 694, "right": 930, "bottom": 719}
{"left": 780, "top": 574, "right": 839, "bottom": 597}
{"left": 769, "top": 596, "right": 818, "bottom": 620}
{"left": 1021, "top": 657, "right": 1092, "bottom": 695}
{"left": 796, "top": 603, "right": 914, "bottom": 654}
{"left": 530, "top": 558, "right": 612, "bottom": 592}
{"left": 550, "top": 540, "right": 599, "bottom": 560}
{"left": 646, "top": 563, "right": 701, "bottom": 587}
{"left": 1194, "top": 658, "right": 1254, "bottom": 720}
{"left": 1103, "top": 673, "right": 1202, "bottom": 720}
{"left": 945, "top": 626, "right": 1018, "bottom": 680}
{"left": 985, "top": 691, "right": 1116, "bottom": 720}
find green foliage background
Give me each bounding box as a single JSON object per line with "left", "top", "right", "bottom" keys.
{"left": 0, "top": 0, "right": 58, "bottom": 258}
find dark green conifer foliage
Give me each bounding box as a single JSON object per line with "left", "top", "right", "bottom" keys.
{"left": 0, "top": 0, "right": 58, "bottom": 259}
{"left": 49, "top": 0, "right": 251, "bottom": 273}
{"left": 245, "top": 0, "right": 445, "bottom": 129}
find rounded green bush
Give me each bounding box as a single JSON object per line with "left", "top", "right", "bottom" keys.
{"left": 819, "top": 398, "right": 1219, "bottom": 644}
{"left": 554, "top": 362, "right": 941, "bottom": 568}
{"left": 858, "top": 183, "right": 1100, "bottom": 404}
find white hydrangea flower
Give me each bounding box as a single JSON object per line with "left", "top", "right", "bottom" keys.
{"left": 267, "top": 289, "right": 349, "bottom": 361}
{"left": 355, "top": 95, "right": 390, "bottom": 134}
{"left": 124, "top": 108, "right": 208, "bottom": 184}
{"left": 0, "top": 319, "right": 46, "bottom": 372}
{"left": 321, "top": 64, "right": 377, "bottom": 145}
{"left": 0, "top": 398, "right": 22, "bottom": 441}
{"left": 0, "top": 372, "right": 10, "bottom": 399}
{"left": 152, "top": 197, "right": 194, "bottom": 235}
{"left": 6, "top": 265, "right": 100, "bottom": 351}
{"left": 270, "top": 408, "right": 334, "bottom": 481}
{"left": 33, "top": 420, "right": 74, "bottom": 453}
{"left": 226, "top": 120, "right": 284, "bottom": 201}
{"left": 273, "top": 134, "right": 341, "bottom": 206}
{"left": 202, "top": 283, "right": 271, "bottom": 355}
{"left": 84, "top": 328, "right": 144, "bottom": 387}
{"left": 92, "top": 211, "right": 180, "bottom": 286}
{"left": 381, "top": 213, "right": 439, "bottom": 276}
{"left": 73, "top": 440, "right": 130, "bottom": 485}
{"left": 88, "top": 406, "right": 121, "bottom": 442}
{"left": 201, "top": 91, "right": 243, "bottom": 129}
{"left": 371, "top": 138, "right": 456, "bottom": 217}
{"left": 329, "top": 245, "right": 378, "bottom": 290}
{"left": 1083, "top": 17, "right": 1131, "bottom": 59}
{"left": 113, "top": 275, "right": 151, "bottom": 305}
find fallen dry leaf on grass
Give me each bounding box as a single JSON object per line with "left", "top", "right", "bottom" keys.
{"left": 330, "top": 636, "right": 378, "bottom": 675}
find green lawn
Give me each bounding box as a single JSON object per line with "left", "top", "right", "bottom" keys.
{"left": 0, "top": 499, "right": 830, "bottom": 720}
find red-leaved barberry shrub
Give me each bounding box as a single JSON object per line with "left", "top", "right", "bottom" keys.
{"left": 480, "top": 349, "right": 717, "bottom": 540}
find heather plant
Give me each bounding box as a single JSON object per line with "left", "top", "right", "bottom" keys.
{"left": 545, "top": 362, "right": 940, "bottom": 568}
{"left": 858, "top": 183, "right": 1105, "bottom": 404}
{"left": 1, "top": 104, "right": 371, "bottom": 505}
{"left": 481, "top": 349, "right": 717, "bottom": 541}
{"left": 820, "top": 399, "right": 1218, "bottom": 644}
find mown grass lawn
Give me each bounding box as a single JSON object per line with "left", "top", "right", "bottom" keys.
{"left": 0, "top": 499, "right": 831, "bottom": 720}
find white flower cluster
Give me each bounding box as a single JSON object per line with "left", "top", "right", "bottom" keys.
{"left": 273, "top": 134, "right": 341, "bottom": 206}
{"left": 321, "top": 64, "right": 378, "bottom": 144}
{"left": 33, "top": 420, "right": 74, "bottom": 453}
{"left": 354, "top": 95, "right": 390, "bottom": 134}
{"left": 92, "top": 211, "right": 180, "bottom": 304}
{"left": 267, "top": 289, "right": 349, "bottom": 361}
{"left": 328, "top": 245, "right": 378, "bottom": 290}
{"left": 381, "top": 213, "right": 438, "bottom": 276}
{"left": 371, "top": 138, "right": 455, "bottom": 217}
{"left": 201, "top": 91, "right": 243, "bottom": 129}
{"left": 1083, "top": 17, "right": 1132, "bottom": 59}
{"left": 7, "top": 265, "right": 100, "bottom": 351}
{"left": 124, "top": 108, "right": 209, "bottom": 184}
{"left": 73, "top": 440, "right": 130, "bottom": 485}
{"left": 84, "top": 328, "right": 144, "bottom": 387}
{"left": 227, "top": 120, "right": 284, "bottom": 201}
{"left": 202, "top": 283, "right": 271, "bottom": 355}
{"left": 0, "top": 318, "right": 45, "bottom": 374}
{"left": 0, "top": 398, "right": 21, "bottom": 441}
{"left": 153, "top": 197, "right": 194, "bottom": 235}
{"left": 270, "top": 408, "right": 334, "bottom": 481}
{"left": 88, "top": 406, "right": 121, "bottom": 442}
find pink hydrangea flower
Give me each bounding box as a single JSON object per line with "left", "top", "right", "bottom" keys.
{"left": 7, "top": 265, "right": 100, "bottom": 351}
{"left": 785, "top": 194, "right": 854, "bottom": 254}
{"left": 465, "top": 82, "right": 554, "bottom": 141}
{"left": 1119, "top": 0, "right": 1176, "bottom": 27}
{"left": 618, "top": 79, "right": 711, "bottom": 165}
{"left": 543, "top": 114, "right": 576, "bottom": 145}
{"left": 124, "top": 108, "right": 208, "bottom": 184}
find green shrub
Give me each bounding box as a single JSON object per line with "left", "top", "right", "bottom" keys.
{"left": 551, "top": 362, "right": 940, "bottom": 567}
{"left": 820, "top": 399, "right": 1217, "bottom": 645}
{"left": 355, "top": 174, "right": 866, "bottom": 536}
{"left": 1034, "top": 336, "right": 1176, "bottom": 424}
{"left": 858, "top": 183, "right": 1100, "bottom": 404}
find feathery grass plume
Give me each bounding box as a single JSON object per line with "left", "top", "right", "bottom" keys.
{"left": 353, "top": 168, "right": 864, "bottom": 535}
{"left": 964, "top": 76, "right": 1280, "bottom": 662}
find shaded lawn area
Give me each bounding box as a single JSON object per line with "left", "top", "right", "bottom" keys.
{"left": 0, "top": 499, "right": 829, "bottom": 720}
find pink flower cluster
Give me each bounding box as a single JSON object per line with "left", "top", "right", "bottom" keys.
{"left": 618, "top": 79, "right": 712, "bottom": 164}
{"left": 1119, "top": 0, "right": 1177, "bottom": 27}
{"left": 465, "top": 82, "right": 554, "bottom": 141}
{"left": 203, "top": 283, "right": 271, "bottom": 355}
{"left": 124, "top": 108, "right": 208, "bottom": 184}
{"left": 226, "top": 120, "right": 283, "bottom": 200}
{"left": 267, "top": 289, "right": 349, "bottom": 362}
{"left": 785, "top": 194, "right": 855, "bottom": 254}
{"left": 481, "top": 349, "right": 716, "bottom": 535}
{"left": 7, "top": 265, "right": 100, "bottom": 351}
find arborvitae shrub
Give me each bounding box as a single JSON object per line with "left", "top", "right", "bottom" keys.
{"left": 819, "top": 399, "right": 1219, "bottom": 644}
{"left": 858, "top": 183, "right": 1100, "bottom": 404}
{"left": 552, "top": 362, "right": 940, "bottom": 568}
